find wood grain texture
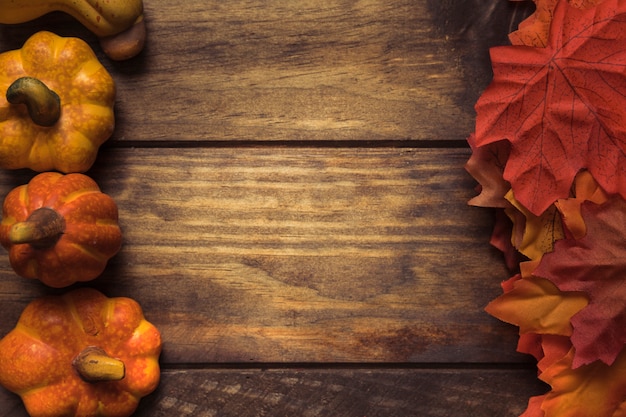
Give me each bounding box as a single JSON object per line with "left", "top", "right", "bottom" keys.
{"left": 0, "top": 368, "right": 547, "bottom": 417}
{"left": 0, "top": 0, "right": 527, "bottom": 142}
{"left": 0, "top": 0, "right": 542, "bottom": 415}
{"left": 0, "top": 148, "right": 523, "bottom": 364}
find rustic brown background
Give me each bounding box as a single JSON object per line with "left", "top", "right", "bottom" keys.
{"left": 0, "top": 1, "right": 545, "bottom": 415}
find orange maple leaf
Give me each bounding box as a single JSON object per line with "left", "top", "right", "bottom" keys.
{"left": 555, "top": 170, "right": 608, "bottom": 239}
{"left": 485, "top": 275, "right": 587, "bottom": 336}
{"left": 539, "top": 346, "right": 626, "bottom": 416}
{"left": 509, "top": 0, "right": 604, "bottom": 47}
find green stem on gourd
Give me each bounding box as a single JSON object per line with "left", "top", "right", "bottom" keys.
{"left": 6, "top": 77, "right": 61, "bottom": 127}
{"left": 8, "top": 207, "right": 66, "bottom": 249}
{"left": 73, "top": 346, "right": 126, "bottom": 383}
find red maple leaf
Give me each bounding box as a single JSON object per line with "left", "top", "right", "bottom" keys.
{"left": 465, "top": 133, "right": 511, "bottom": 208}
{"left": 475, "top": 0, "right": 626, "bottom": 216}
{"left": 489, "top": 209, "right": 523, "bottom": 271}
{"left": 533, "top": 196, "right": 626, "bottom": 368}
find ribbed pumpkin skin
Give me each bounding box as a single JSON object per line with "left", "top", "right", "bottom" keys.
{"left": 0, "top": 31, "right": 115, "bottom": 173}
{"left": 0, "top": 172, "right": 122, "bottom": 288}
{"left": 0, "top": 288, "right": 162, "bottom": 417}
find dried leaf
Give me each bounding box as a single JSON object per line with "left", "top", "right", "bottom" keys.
{"left": 517, "top": 335, "right": 626, "bottom": 416}
{"left": 517, "top": 332, "right": 544, "bottom": 362}
{"left": 536, "top": 334, "right": 572, "bottom": 374}
{"left": 509, "top": 0, "right": 603, "bottom": 47}
{"left": 554, "top": 170, "right": 608, "bottom": 239}
{"left": 490, "top": 208, "right": 523, "bottom": 271}
{"left": 505, "top": 190, "right": 564, "bottom": 260}
{"left": 485, "top": 276, "right": 587, "bottom": 336}
{"left": 465, "top": 134, "right": 511, "bottom": 208}
{"left": 475, "top": 0, "right": 626, "bottom": 215}
{"left": 539, "top": 346, "right": 626, "bottom": 416}
{"left": 534, "top": 196, "right": 626, "bottom": 367}
{"left": 509, "top": 0, "right": 558, "bottom": 47}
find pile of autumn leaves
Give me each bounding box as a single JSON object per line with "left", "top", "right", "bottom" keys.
{"left": 466, "top": 0, "right": 626, "bottom": 415}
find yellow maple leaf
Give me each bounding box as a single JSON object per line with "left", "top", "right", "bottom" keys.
{"left": 485, "top": 276, "right": 587, "bottom": 336}
{"left": 505, "top": 190, "right": 564, "bottom": 260}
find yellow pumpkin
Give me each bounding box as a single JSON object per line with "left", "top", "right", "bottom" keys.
{"left": 0, "top": 31, "right": 115, "bottom": 173}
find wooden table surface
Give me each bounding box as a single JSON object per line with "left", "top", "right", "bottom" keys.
{"left": 0, "top": 1, "right": 548, "bottom": 416}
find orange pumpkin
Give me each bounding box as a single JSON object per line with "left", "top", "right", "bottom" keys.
{"left": 0, "top": 172, "right": 122, "bottom": 288}
{"left": 0, "top": 288, "right": 162, "bottom": 417}
{"left": 0, "top": 31, "right": 115, "bottom": 173}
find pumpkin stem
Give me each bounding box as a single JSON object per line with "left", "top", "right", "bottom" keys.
{"left": 8, "top": 207, "right": 66, "bottom": 249}
{"left": 73, "top": 346, "right": 126, "bottom": 383}
{"left": 6, "top": 77, "right": 61, "bottom": 127}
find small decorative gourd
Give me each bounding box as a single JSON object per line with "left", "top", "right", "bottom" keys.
{"left": 0, "top": 31, "right": 116, "bottom": 173}
{"left": 0, "top": 172, "right": 122, "bottom": 288}
{"left": 0, "top": 0, "right": 146, "bottom": 60}
{"left": 0, "top": 288, "right": 162, "bottom": 417}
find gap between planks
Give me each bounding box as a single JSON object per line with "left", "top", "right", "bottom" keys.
{"left": 102, "top": 139, "right": 472, "bottom": 150}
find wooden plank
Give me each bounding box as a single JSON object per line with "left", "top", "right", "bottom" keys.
{"left": 0, "top": 148, "right": 522, "bottom": 364}
{"left": 0, "top": 0, "right": 527, "bottom": 143}
{"left": 0, "top": 367, "right": 547, "bottom": 417}
{"left": 0, "top": 2, "right": 544, "bottom": 415}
